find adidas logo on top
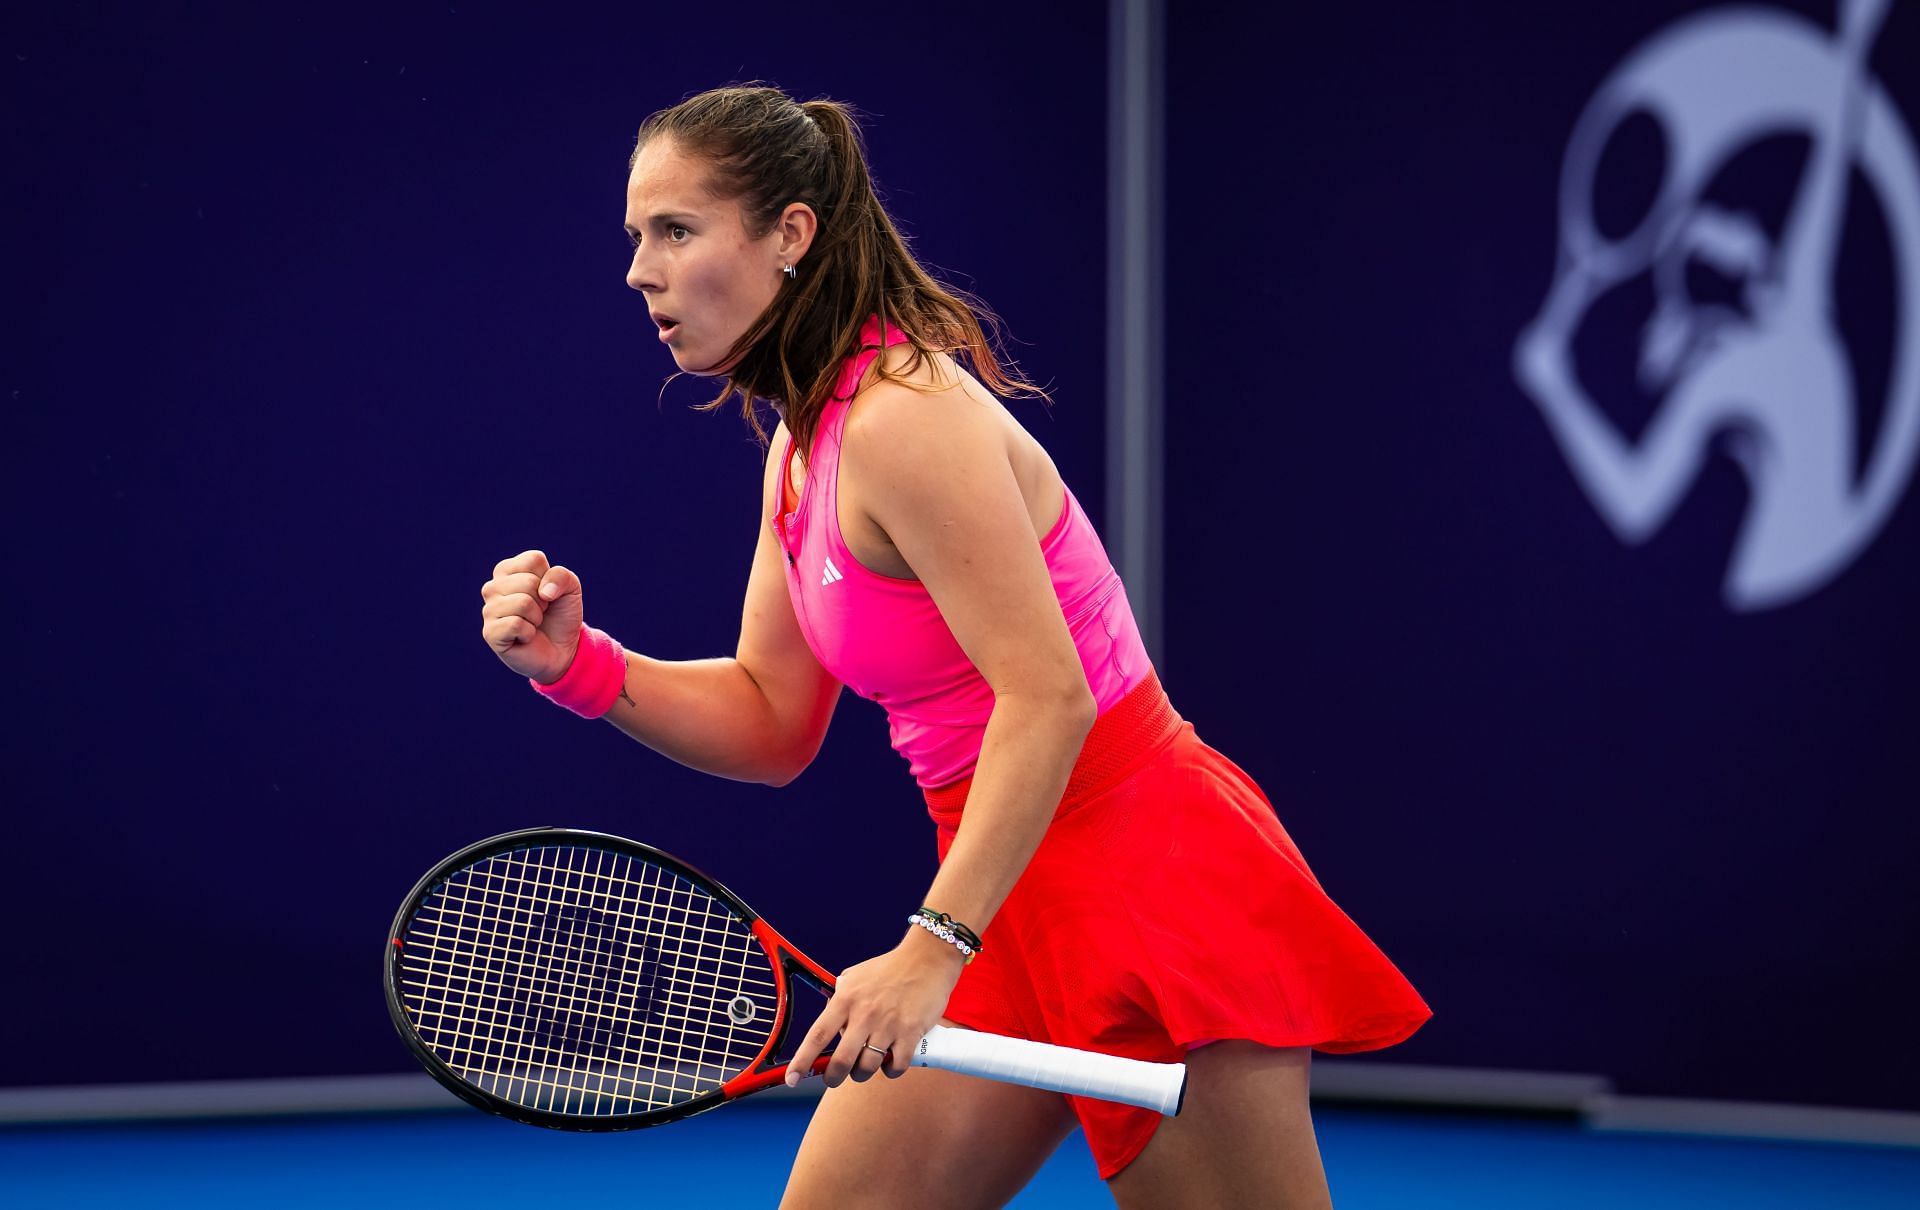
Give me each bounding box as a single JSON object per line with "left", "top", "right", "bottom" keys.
{"left": 820, "top": 558, "right": 843, "bottom": 587}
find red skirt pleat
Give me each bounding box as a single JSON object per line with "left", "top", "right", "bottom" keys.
{"left": 926, "top": 671, "right": 1431, "bottom": 1177}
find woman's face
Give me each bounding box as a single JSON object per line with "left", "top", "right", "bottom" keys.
{"left": 624, "top": 137, "right": 787, "bottom": 376}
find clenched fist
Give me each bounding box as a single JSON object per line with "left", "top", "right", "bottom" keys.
{"left": 480, "top": 550, "right": 586, "bottom": 684}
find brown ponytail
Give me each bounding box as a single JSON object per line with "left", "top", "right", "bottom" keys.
{"left": 633, "top": 84, "right": 1047, "bottom": 455}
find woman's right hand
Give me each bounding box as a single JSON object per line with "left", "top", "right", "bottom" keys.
{"left": 480, "top": 549, "right": 586, "bottom": 684}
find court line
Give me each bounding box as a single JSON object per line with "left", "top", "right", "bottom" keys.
{"left": 7, "top": 1064, "right": 1918, "bottom": 1149}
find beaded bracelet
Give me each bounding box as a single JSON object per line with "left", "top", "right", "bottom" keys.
{"left": 916, "top": 909, "right": 983, "bottom": 953}
{"left": 907, "top": 908, "right": 983, "bottom": 964}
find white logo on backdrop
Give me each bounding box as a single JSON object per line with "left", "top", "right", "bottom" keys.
{"left": 1515, "top": 0, "right": 1920, "bottom": 610}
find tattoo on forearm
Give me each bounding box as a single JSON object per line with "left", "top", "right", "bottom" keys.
{"left": 619, "top": 682, "right": 636, "bottom": 709}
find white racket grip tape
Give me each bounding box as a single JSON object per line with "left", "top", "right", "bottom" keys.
{"left": 913, "top": 1025, "right": 1187, "bottom": 1116}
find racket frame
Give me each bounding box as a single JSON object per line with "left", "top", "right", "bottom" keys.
{"left": 385, "top": 826, "right": 827, "bottom": 1132}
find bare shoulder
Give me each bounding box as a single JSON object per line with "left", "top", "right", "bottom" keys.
{"left": 846, "top": 347, "right": 1004, "bottom": 460}
{"left": 839, "top": 344, "right": 1066, "bottom": 560}
{"left": 760, "top": 419, "right": 791, "bottom": 492}
{"left": 767, "top": 416, "right": 793, "bottom": 453}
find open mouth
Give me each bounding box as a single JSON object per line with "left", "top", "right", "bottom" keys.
{"left": 653, "top": 313, "right": 681, "bottom": 342}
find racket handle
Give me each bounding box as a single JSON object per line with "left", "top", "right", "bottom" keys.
{"left": 912, "top": 1025, "right": 1187, "bottom": 1116}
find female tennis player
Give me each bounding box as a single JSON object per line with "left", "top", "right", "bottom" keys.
{"left": 479, "top": 85, "right": 1430, "bottom": 1208}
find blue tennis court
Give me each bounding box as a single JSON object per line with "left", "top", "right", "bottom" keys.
{"left": 6, "top": 1103, "right": 1917, "bottom": 1207}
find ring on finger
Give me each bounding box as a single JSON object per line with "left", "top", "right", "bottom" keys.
{"left": 863, "top": 1044, "right": 887, "bottom": 1056}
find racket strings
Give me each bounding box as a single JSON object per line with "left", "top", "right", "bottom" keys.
{"left": 397, "top": 843, "right": 778, "bottom": 1117}
{"left": 412, "top": 847, "right": 765, "bottom": 1114}
{"left": 436, "top": 850, "right": 662, "bottom": 1108}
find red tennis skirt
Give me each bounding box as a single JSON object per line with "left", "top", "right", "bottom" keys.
{"left": 928, "top": 671, "right": 1431, "bottom": 1178}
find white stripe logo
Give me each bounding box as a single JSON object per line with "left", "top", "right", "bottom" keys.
{"left": 821, "top": 557, "right": 843, "bottom": 587}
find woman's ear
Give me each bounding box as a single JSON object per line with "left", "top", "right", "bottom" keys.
{"left": 776, "top": 202, "right": 819, "bottom": 271}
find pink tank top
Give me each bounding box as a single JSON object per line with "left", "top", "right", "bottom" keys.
{"left": 773, "top": 318, "right": 1151, "bottom": 788}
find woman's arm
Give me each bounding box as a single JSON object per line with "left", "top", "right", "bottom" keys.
{"left": 785, "top": 379, "right": 1097, "bottom": 1085}
{"left": 597, "top": 422, "right": 844, "bottom": 786}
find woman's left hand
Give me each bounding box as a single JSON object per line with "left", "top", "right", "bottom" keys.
{"left": 784, "top": 929, "right": 966, "bottom": 1088}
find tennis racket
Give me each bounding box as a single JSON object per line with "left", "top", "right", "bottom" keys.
{"left": 385, "top": 827, "right": 1187, "bottom": 1130}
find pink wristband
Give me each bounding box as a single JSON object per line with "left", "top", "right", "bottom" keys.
{"left": 530, "top": 626, "right": 628, "bottom": 719}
